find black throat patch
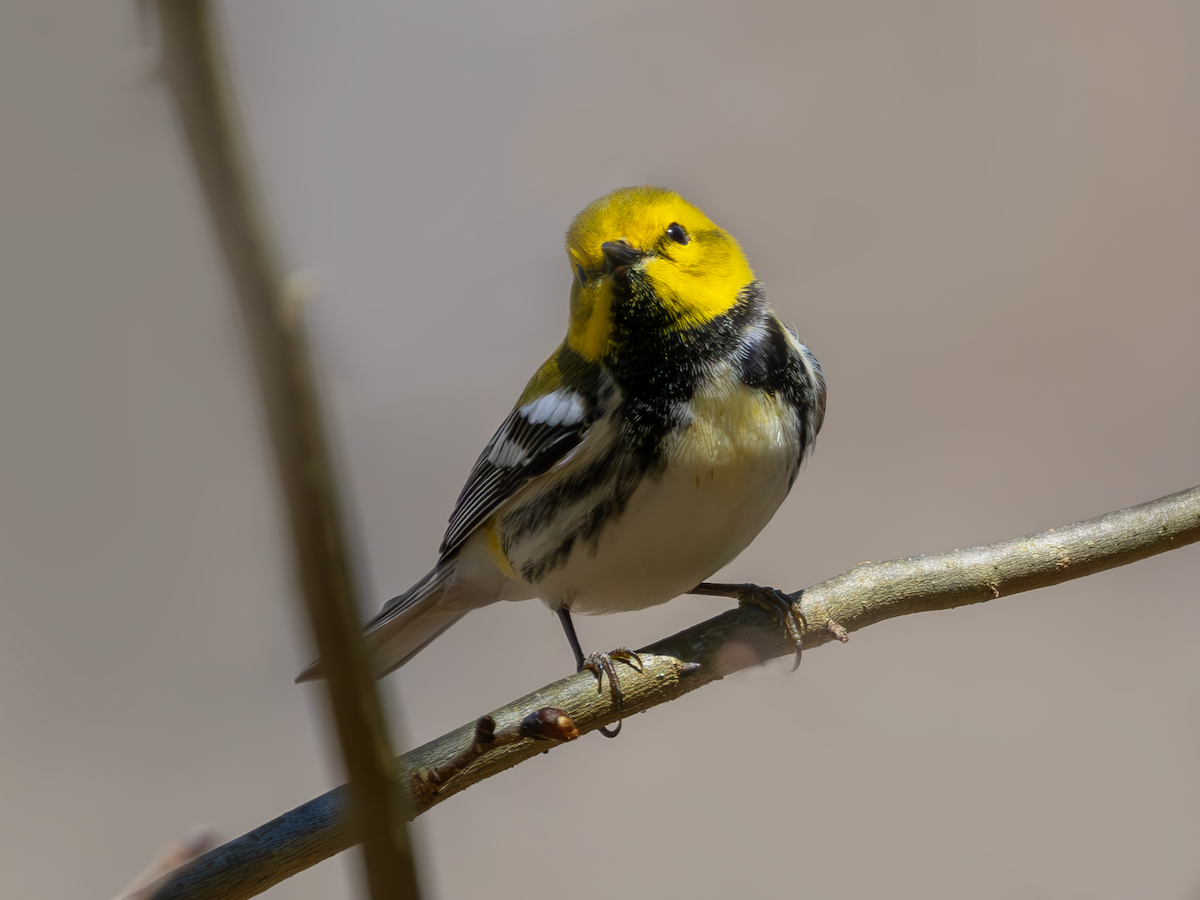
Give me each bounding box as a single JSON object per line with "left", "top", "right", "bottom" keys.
{"left": 605, "top": 278, "right": 766, "bottom": 463}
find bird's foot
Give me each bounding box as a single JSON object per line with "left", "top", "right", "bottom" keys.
{"left": 580, "top": 648, "right": 644, "bottom": 738}
{"left": 691, "top": 581, "right": 806, "bottom": 671}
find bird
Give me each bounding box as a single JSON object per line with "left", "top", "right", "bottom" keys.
{"left": 298, "top": 186, "right": 826, "bottom": 729}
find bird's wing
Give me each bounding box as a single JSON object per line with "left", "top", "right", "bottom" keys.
{"left": 438, "top": 386, "right": 594, "bottom": 558}
{"left": 353, "top": 388, "right": 591, "bottom": 676}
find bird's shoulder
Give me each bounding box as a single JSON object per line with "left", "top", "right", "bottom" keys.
{"left": 700, "top": 283, "right": 827, "bottom": 458}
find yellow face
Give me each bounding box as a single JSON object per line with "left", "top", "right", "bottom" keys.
{"left": 564, "top": 186, "right": 755, "bottom": 362}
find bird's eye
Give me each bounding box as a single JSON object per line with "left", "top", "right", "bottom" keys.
{"left": 666, "top": 223, "right": 689, "bottom": 245}
{"left": 575, "top": 263, "right": 587, "bottom": 285}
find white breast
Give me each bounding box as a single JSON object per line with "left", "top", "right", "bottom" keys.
{"left": 532, "top": 373, "right": 801, "bottom": 615}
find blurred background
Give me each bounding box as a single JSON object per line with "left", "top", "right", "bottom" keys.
{"left": 2, "top": 2, "right": 1198, "bottom": 898}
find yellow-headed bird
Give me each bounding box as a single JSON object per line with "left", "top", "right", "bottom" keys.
{"left": 300, "top": 187, "right": 826, "bottom": 721}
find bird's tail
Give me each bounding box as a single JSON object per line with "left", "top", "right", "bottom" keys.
{"left": 294, "top": 565, "right": 467, "bottom": 683}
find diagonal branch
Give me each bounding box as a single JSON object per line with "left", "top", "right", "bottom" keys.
{"left": 148, "top": 484, "right": 1200, "bottom": 900}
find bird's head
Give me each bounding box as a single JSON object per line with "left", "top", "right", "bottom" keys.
{"left": 564, "top": 186, "right": 754, "bottom": 362}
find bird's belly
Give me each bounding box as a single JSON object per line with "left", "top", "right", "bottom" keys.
{"left": 533, "top": 386, "right": 799, "bottom": 615}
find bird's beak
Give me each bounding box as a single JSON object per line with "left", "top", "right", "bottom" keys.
{"left": 601, "top": 240, "right": 642, "bottom": 276}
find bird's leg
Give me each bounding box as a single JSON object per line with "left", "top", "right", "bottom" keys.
{"left": 690, "top": 581, "right": 807, "bottom": 671}
{"left": 556, "top": 605, "right": 587, "bottom": 671}
{"left": 555, "top": 607, "right": 643, "bottom": 739}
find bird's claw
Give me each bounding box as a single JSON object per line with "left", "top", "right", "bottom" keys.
{"left": 743, "top": 585, "right": 806, "bottom": 670}
{"left": 694, "top": 581, "right": 806, "bottom": 670}
{"left": 580, "top": 648, "right": 644, "bottom": 738}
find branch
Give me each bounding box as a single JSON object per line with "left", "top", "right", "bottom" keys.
{"left": 148, "top": 484, "right": 1200, "bottom": 900}
{"left": 150, "top": 3, "right": 419, "bottom": 898}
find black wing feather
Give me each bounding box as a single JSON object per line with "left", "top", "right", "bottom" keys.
{"left": 438, "top": 394, "right": 591, "bottom": 558}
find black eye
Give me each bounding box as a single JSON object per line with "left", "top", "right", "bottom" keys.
{"left": 575, "top": 263, "right": 587, "bottom": 284}
{"left": 666, "top": 223, "right": 689, "bottom": 245}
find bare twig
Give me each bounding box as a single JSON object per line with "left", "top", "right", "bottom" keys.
{"left": 150, "top": 3, "right": 419, "bottom": 899}
{"left": 147, "top": 485, "right": 1200, "bottom": 900}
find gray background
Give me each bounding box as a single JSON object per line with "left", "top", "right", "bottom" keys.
{"left": 3, "top": 2, "right": 1199, "bottom": 898}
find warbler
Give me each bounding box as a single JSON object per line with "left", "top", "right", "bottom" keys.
{"left": 299, "top": 186, "right": 826, "bottom": 706}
